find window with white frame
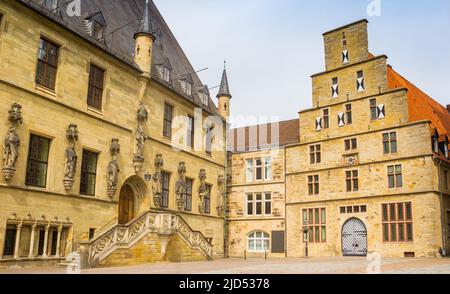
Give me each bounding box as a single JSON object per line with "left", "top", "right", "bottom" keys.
{"left": 246, "top": 157, "right": 271, "bottom": 182}
{"left": 247, "top": 231, "right": 270, "bottom": 252}
{"left": 162, "top": 66, "right": 170, "bottom": 82}
{"left": 201, "top": 93, "right": 209, "bottom": 106}
{"left": 357, "top": 70, "right": 365, "bottom": 92}
{"left": 246, "top": 192, "right": 272, "bottom": 216}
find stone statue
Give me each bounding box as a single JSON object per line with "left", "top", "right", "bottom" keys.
{"left": 133, "top": 103, "right": 150, "bottom": 173}
{"left": 63, "top": 124, "right": 79, "bottom": 191}
{"left": 217, "top": 175, "right": 225, "bottom": 216}
{"left": 107, "top": 139, "right": 121, "bottom": 198}
{"left": 2, "top": 103, "right": 23, "bottom": 181}
{"left": 198, "top": 169, "right": 208, "bottom": 213}
{"left": 151, "top": 154, "right": 164, "bottom": 207}
{"left": 175, "top": 162, "right": 187, "bottom": 211}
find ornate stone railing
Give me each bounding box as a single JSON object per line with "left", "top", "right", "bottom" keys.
{"left": 78, "top": 211, "right": 213, "bottom": 268}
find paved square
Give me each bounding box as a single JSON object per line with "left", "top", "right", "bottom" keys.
{"left": 1, "top": 257, "right": 450, "bottom": 274}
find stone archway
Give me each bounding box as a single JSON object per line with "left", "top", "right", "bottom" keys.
{"left": 118, "top": 176, "right": 147, "bottom": 225}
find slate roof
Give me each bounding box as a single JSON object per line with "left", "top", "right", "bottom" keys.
{"left": 217, "top": 68, "right": 231, "bottom": 98}
{"left": 229, "top": 119, "right": 300, "bottom": 153}
{"left": 16, "top": 0, "right": 220, "bottom": 115}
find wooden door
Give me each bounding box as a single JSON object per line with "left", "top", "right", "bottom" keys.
{"left": 119, "top": 185, "right": 134, "bottom": 225}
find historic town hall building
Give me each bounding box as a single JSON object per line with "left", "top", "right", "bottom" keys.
{"left": 0, "top": 1, "right": 449, "bottom": 269}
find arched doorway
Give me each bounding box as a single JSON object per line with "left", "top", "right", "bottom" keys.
{"left": 342, "top": 218, "right": 368, "bottom": 257}
{"left": 119, "top": 185, "right": 135, "bottom": 225}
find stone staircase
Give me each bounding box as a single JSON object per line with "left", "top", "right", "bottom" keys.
{"left": 76, "top": 211, "right": 214, "bottom": 268}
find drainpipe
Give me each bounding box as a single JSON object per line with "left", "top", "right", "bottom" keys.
{"left": 437, "top": 158, "right": 447, "bottom": 256}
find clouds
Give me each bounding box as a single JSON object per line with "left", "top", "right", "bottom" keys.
{"left": 154, "top": 0, "right": 450, "bottom": 127}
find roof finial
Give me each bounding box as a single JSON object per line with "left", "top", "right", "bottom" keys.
{"left": 217, "top": 62, "right": 232, "bottom": 99}
{"left": 134, "top": 0, "right": 155, "bottom": 40}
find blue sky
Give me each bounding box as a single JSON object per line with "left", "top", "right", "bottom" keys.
{"left": 154, "top": 0, "right": 450, "bottom": 126}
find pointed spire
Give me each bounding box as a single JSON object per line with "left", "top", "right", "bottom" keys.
{"left": 217, "top": 61, "right": 232, "bottom": 98}
{"left": 134, "top": 0, "right": 155, "bottom": 40}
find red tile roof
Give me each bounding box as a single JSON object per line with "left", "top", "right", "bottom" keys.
{"left": 386, "top": 65, "right": 450, "bottom": 140}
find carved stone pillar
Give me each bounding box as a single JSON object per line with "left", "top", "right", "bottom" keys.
{"left": 63, "top": 124, "right": 79, "bottom": 191}
{"left": 175, "top": 162, "right": 187, "bottom": 211}
{"left": 2, "top": 103, "right": 23, "bottom": 181}
{"left": 13, "top": 222, "right": 22, "bottom": 259}
{"left": 42, "top": 224, "right": 50, "bottom": 258}
{"left": 107, "top": 139, "right": 121, "bottom": 199}
{"left": 28, "top": 223, "right": 36, "bottom": 259}
{"left": 55, "top": 225, "right": 62, "bottom": 258}
{"left": 152, "top": 154, "right": 164, "bottom": 208}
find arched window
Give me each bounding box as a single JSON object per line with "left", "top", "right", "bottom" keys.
{"left": 247, "top": 231, "right": 270, "bottom": 252}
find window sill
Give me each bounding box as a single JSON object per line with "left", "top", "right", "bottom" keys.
{"left": 87, "top": 106, "right": 103, "bottom": 116}
{"left": 35, "top": 84, "right": 56, "bottom": 97}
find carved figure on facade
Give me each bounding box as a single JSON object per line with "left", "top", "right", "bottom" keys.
{"left": 133, "top": 103, "right": 150, "bottom": 173}
{"left": 63, "top": 124, "right": 79, "bottom": 191}
{"left": 175, "top": 162, "right": 187, "bottom": 210}
{"left": 151, "top": 154, "right": 164, "bottom": 207}
{"left": 217, "top": 175, "right": 225, "bottom": 216}
{"left": 107, "top": 139, "right": 121, "bottom": 198}
{"left": 198, "top": 169, "right": 207, "bottom": 213}
{"left": 2, "top": 103, "right": 23, "bottom": 181}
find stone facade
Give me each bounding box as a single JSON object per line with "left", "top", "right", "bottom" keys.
{"left": 0, "top": 0, "right": 227, "bottom": 268}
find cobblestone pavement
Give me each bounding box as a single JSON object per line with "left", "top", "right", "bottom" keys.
{"left": 1, "top": 257, "right": 450, "bottom": 274}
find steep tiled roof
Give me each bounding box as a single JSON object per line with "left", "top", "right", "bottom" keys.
{"left": 16, "top": 0, "right": 220, "bottom": 115}
{"left": 386, "top": 65, "right": 450, "bottom": 139}
{"left": 229, "top": 119, "right": 300, "bottom": 153}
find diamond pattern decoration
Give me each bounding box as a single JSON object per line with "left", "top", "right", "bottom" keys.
{"left": 338, "top": 112, "right": 345, "bottom": 127}
{"left": 377, "top": 104, "right": 385, "bottom": 119}
{"left": 342, "top": 50, "right": 349, "bottom": 64}
{"left": 342, "top": 218, "right": 368, "bottom": 256}
{"left": 316, "top": 117, "right": 322, "bottom": 131}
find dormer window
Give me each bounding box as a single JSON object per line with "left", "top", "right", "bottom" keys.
{"left": 185, "top": 81, "right": 192, "bottom": 96}
{"left": 84, "top": 12, "right": 106, "bottom": 41}
{"left": 44, "top": 0, "right": 58, "bottom": 13}
{"left": 445, "top": 143, "right": 449, "bottom": 158}
{"left": 201, "top": 93, "right": 209, "bottom": 106}
{"left": 162, "top": 67, "right": 170, "bottom": 82}
{"left": 433, "top": 136, "right": 439, "bottom": 153}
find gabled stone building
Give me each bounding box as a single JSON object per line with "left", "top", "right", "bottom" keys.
{"left": 227, "top": 20, "right": 450, "bottom": 259}
{"left": 0, "top": 0, "right": 231, "bottom": 268}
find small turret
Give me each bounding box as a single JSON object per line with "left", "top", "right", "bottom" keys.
{"left": 217, "top": 62, "right": 232, "bottom": 120}
{"left": 134, "top": 0, "right": 155, "bottom": 77}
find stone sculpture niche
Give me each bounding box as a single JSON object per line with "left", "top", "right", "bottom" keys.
{"left": 198, "top": 169, "right": 207, "bottom": 214}
{"left": 151, "top": 154, "right": 164, "bottom": 208}
{"left": 175, "top": 162, "right": 187, "bottom": 211}
{"left": 217, "top": 175, "right": 225, "bottom": 217}
{"left": 107, "top": 139, "right": 121, "bottom": 198}
{"left": 63, "top": 124, "right": 79, "bottom": 191}
{"left": 133, "top": 103, "right": 150, "bottom": 173}
{"left": 2, "top": 103, "right": 23, "bottom": 181}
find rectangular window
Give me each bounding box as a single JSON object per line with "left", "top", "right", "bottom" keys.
{"left": 162, "top": 67, "right": 170, "bottom": 82}
{"left": 204, "top": 184, "right": 211, "bottom": 214}
{"left": 87, "top": 64, "right": 105, "bottom": 110}
{"left": 184, "top": 179, "right": 193, "bottom": 211}
{"left": 345, "top": 104, "right": 353, "bottom": 125}
{"left": 26, "top": 135, "right": 51, "bottom": 188}
{"left": 382, "top": 202, "right": 413, "bottom": 242}
{"left": 80, "top": 150, "right": 98, "bottom": 196}
{"left": 187, "top": 116, "right": 194, "bottom": 149}
{"left": 444, "top": 170, "right": 448, "bottom": 190}
{"left": 346, "top": 170, "right": 359, "bottom": 192}
{"left": 308, "top": 175, "right": 320, "bottom": 195}
{"left": 263, "top": 158, "right": 271, "bottom": 180}
{"left": 246, "top": 192, "right": 272, "bottom": 216}
{"left": 205, "top": 125, "right": 213, "bottom": 156}
{"left": 163, "top": 103, "right": 173, "bottom": 139}
{"left": 331, "top": 77, "right": 339, "bottom": 98}
{"left": 50, "top": 230, "right": 58, "bottom": 256}
{"left": 161, "top": 172, "right": 170, "bottom": 208}
{"left": 309, "top": 145, "right": 321, "bottom": 164}
{"left": 370, "top": 99, "right": 378, "bottom": 120}
{"left": 323, "top": 109, "right": 330, "bottom": 129}
{"left": 345, "top": 138, "right": 357, "bottom": 151}
{"left": 357, "top": 70, "right": 365, "bottom": 92}
{"left": 340, "top": 205, "right": 367, "bottom": 214}
{"left": 36, "top": 38, "right": 59, "bottom": 90}
{"left": 388, "top": 165, "right": 403, "bottom": 188}
{"left": 3, "top": 227, "right": 17, "bottom": 256}
{"left": 383, "top": 132, "right": 398, "bottom": 154}
{"left": 255, "top": 159, "right": 263, "bottom": 181}
{"left": 246, "top": 159, "right": 254, "bottom": 183}
{"left": 302, "top": 208, "right": 326, "bottom": 243}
